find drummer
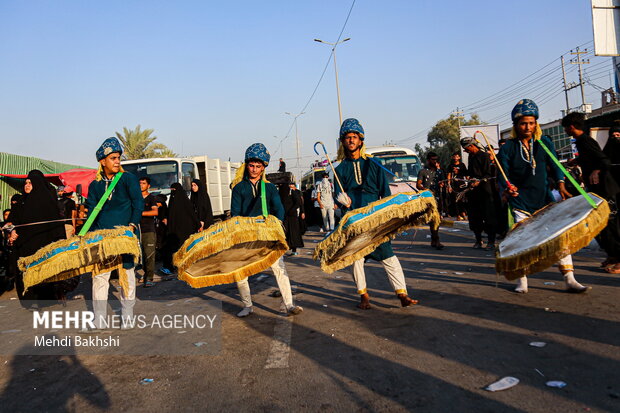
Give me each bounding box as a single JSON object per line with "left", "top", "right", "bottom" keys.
{"left": 335, "top": 118, "right": 418, "bottom": 309}
{"left": 231, "top": 143, "right": 303, "bottom": 317}
{"left": 85, "top": 137, "right": 144, "bottom": 329}
{"left": 497, "top": 99, "right": 589, "bottom": 293}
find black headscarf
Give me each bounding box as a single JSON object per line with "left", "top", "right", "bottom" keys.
{"left": 279, "top": 184, "right": 298, "bottom": 217}
{"left": 190, "top": 179, "right": 214, "bottom": 229}
{"left": 12, "top": 170, "right": 65, "bottom": 257}
{"left": 167, "top": 183, "right": 199, "bottom": 243}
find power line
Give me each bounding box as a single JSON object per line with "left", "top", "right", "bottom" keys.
{"left": 277, "top": 0, "right": 356, "bottom": 151}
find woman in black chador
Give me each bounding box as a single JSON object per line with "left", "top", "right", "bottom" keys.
{"left": 8, "top": 170, "right": 66, "bottom": 305}
{"left": 279, "top": 184, "right": 304, "bottom": 256}
{"left": 190, "top": 179, "right": 214, "bottom": 231}
{"left": 161, "top": 183, "right": 199, "bottom": 272}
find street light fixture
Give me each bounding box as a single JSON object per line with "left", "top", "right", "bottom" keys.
{"left": 314, "top": 37, "right": 351, "bottom": 126}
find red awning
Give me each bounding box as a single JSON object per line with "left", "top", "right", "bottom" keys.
{"left": 59, "top": 169, "right": 97, "bottom": 197}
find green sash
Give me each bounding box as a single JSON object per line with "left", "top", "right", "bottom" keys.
{"left": 77, "top": 172, "right": 124, "bottom": 236}
{"left": 537, "top": 139, "right": 597, "bottom": 209}
{"left": 261, "top": 180, "right": 268, "bottom": 217}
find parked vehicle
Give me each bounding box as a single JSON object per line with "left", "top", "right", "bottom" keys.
{"left": 301, "top": 146, "right": 422, "bottom": 194}
{"left": 122, "top": 156, "right": 240, "bottom": 218}
{"left": 364, "top": 145, "right": 422, "bottom": 193}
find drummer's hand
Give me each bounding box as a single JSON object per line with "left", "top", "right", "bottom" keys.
{"left": 199, "top": 221, "right": 204, "bottom": 231}
{"left": 8, "top": 230, "right": 18, "bottom": 245}
{"left": 340, "top": 195, "right": 352, "bottom": 208}
{"left": 558, "top": 182, "right": 572, "bottom": 200}
{"left": 589, "top": 170, "right": 600, "bottom": 186}
{"left": 505, "top": 185, "right": 519, "bottom": 198}
{"left": 470, "top": 180, "right": 480, "bottom": 188}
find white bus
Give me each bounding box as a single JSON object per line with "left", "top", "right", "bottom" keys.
{"left": 361, "top": 146, "right": 422, "bottom": 193}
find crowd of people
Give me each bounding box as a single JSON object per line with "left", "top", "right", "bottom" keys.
{"left": 0, "top": 98, "right": 618, "bottom": 317}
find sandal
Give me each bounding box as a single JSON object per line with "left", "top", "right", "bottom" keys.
{"left": 601, "top": 258, "right": 618, "bottom": 268}
{"left": 144, "top": 281, "right": 155, "bottom": 287}
{"left": 604, "top": 264, "right": 620, "bottom": 274}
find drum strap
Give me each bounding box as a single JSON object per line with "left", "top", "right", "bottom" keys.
{"left": 261, "top": 180, "right": 268, "bottom": 217}
{"left": 78, "top": 172, "right": 124, "bottom": 236}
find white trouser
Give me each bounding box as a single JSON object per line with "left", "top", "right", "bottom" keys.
{"left": 321, "top": 205, "right": 335, "bottom": 231}
{"left": 351, "top": 255, "right": 408, "bottom": 295}
{"left": 92, "top": 268, "right": 136, "bottom": 329}
{"left": 513, "top": 210, "right": 573, "bottom": 272}
{"left": 236, "top": 256, "right": 294, "bottom": 310}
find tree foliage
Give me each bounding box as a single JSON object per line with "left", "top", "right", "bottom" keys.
{"left": 424, "top": 114, "right": 483, "bottom": 166}
{"left": 115, "top": 125, "right": 177, "bottom": 159}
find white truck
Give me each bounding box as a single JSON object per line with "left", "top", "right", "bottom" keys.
{"left": 122, "top": 156, "right": 240, "bottom": 218}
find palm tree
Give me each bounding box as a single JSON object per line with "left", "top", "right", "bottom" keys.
{"left": 115, "top": 125, "right": 177, "bottom": 159}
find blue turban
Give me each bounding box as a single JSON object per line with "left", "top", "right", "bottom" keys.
{"left": 511, "top": 99, "right": 539, "bottom": 122}
{"left": 96, "top": 137, "right": 123, "bottom": 161}
{"left": 339, "top": 118, "right": 365, "bottom": 140}
{"left": 244, "top": 143, "right": 270, "bottom": 166}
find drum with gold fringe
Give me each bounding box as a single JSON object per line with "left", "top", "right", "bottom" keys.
{"left": 19, "top": 226, "right": 141, "bottom": 296}
{"left": 496, "top": 193, "right": 610, "bottom": 280}
{"left": 173, "top": 215, "right": 288, "bottom": 288}
{"left": 313, "top": 191, "right": 441, "bottom": 273}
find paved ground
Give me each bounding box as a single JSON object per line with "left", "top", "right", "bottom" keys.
{"left": 0, "top": 226, "right": 619, "bottom": 412}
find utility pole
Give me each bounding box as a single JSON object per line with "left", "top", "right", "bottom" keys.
{"left": 570, "top": 47, "right": 590, "bottom": 109}
{"left": 561, "top": 55, "right": 571, "bottom": 113}
{"left": 453, "top": 108, "right": 464, "bottom": 128}
{"left": 315, "top": 37, "right": 351, "bottom": 151}
{"left": 285, "top": 112, "right": 304, "bottom": 184}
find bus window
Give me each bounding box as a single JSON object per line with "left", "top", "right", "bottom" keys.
{"left": 182, "top": 162, "right": 196, "bottom": 191}
{"left": 122, "top": 161, "right": 179, "bottom": 194}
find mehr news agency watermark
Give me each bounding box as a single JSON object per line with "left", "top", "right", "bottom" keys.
{"left": 0, "top": 299, "right": 222, "bottom": 355}
{"left": 32, "top": 310, "right": 218, "bottom": 349}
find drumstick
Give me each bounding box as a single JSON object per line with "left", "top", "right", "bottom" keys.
{"left": 313, "top": 141, "right": 346, "bottom": 194}
{"left": 474, "top": 130, "right": 516, "bottom": 192}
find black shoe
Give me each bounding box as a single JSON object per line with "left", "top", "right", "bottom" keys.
{"left": 473, "top": 241, "right": 483, "bottom": 249}
{"left": 485, "top": 243, "right": 496, "bottom": 251}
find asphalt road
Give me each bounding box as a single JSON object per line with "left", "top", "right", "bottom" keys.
{"left": 0, "top": 226, "right": 619, "bottom": 412}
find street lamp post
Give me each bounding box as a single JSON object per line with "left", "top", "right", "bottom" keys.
{"left": 314, "top": 37, "right": 350, "bottom": 149}
{"left": 285, "top": 111, "right": 304, "bottom": 184}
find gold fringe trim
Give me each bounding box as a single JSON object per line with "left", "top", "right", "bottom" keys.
{"left": 336, "top": 142, "right": 371, "bottom": 162}
{"left": 173, "top": 215, "right": 288, "bottom": 288}
{"left": 509, "top": 122, "right": 543, "bottom": 140}
{"left": 313, "top": 191, "right": 440, "bottom": 273}
{"left": 230, "top": 163, "right": 269, "bottom": 189}
{"left": 95, "top": 165, "right": 125, "bottom": 181}
{"left": 19, "top": 226, "right": 140, "bottom": 295}
{"left": 496, "top": 193, "right": 610, "bottom": 280}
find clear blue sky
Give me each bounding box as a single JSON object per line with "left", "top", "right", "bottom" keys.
{"left": 0, "top": 0, "right": 606, "bottom": 176}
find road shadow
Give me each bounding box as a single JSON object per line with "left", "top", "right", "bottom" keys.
{"left": 0, "top": 335, "right": 110, "bottom": 412}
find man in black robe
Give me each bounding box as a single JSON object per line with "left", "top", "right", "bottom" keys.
{"left": 461, "top": 137, "right": 496, "bottom": 250}
{"left": 562, "top": 112, "right": 620, "bottom": 273}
